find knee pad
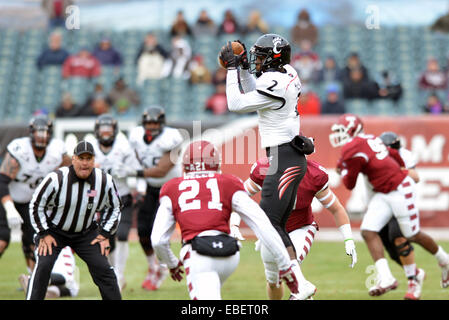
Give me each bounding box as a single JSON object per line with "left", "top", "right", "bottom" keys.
{"left": 396, "top": 240, "right": 414, "bottom": 257}
{"left": 260, "top": 244, "right": 279, "bottom": 285}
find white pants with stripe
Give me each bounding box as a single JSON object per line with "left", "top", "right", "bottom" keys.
{"left": 360, "top": 176, "right": 420, "bottom": 238}
{"left": 179, "top": 244, "right": 239, "bottom": 300}
{"left": 51, "top": 246, "right": 79, "bottom": 297}
{"left": 260, "top": 222, "right": 318, "bottom": 284}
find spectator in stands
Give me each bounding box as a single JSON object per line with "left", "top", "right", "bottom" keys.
{"left": 36, "top": 31, "right": 69, "bottom": 70}
{"left": 212, "top": 68, "right": 227, "bottom": 86}
{"left": 375, "top": 70, "right": 403, "bottom": 103}
{"left": 41, "top": 0, "right": 74, "bottom": 29}
{"left": 342, "top": 52, "right": 369, "bottom": 83}
{"left": 55, "top": 92, "right": 81, "bottom": 117}
{"left": 297, "top": 84, "right": 321, "bottom": 115}
{"left": 188, "top": 55, "right": 212, "bottom": 84}
{"left": 291, "top": 9, "right": 319, "bottom": 48}
{"left": 92, "top": 38, "right": 123, "bottom": 67}
{"left": 316, "top": 55, "right": 342, "bottom": 84}
{"left": 205, "top": 83, "right": 228, "bottom": 115}
{"left": 62, "top": 48, "right": 102, "bottom": 79}
{"left": 170, "top": 10, "right": 192, "bottom": 38}
{"left": 135, "top": 32, "right": 169, "bottom": 62}
{"left": 82, "top": 82, "right": 107, "bottom": 110}
{"left": 78, "top": 93, "right": 110, "bottom": 117}
{"left": 168, "top": 36, "right": 192, "bottom": 79}
{"left": 107, "top": 77, "right": 141, "bottom": 114}
{"left": 423, "top": 92, "right": 448, "bottom": 114}
{"left": 136, "top": 33, "right": 171, "bottom": 85}
{"left": 431, "top": 9, "right": 449, "bottom": 33}
{"left": 243, "top": 10, "right": 269, "bottom": 35}
{"left": 192, "top": 9, "right": 217, "bottom": 37}
{"left": 217, "top": 10, "right": 240, "bottom": 35}
{"left": 419, "top": 57, "right": 447, "bottom": 90}
{"left": 290, "top": 39, "right": 322, "bottom": 83}
{"left": 321, "top": 83, "right": 346, "bottom": 115}
{"left": 343, "top": 67, "right": 378, "bottom": 100}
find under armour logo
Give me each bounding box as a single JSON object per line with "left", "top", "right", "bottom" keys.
{"left": 212, "top": 241, "right": 223, "bottom": 249}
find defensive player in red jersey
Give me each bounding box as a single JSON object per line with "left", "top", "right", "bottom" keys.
{"left": 151, "top": 140, "right": 312, "bottom": 300}
{"left": 233, "top": 157, "right": 357, "bottom": 299}
{"left": 330, "top": 114, "right": 449, "bottom": 296}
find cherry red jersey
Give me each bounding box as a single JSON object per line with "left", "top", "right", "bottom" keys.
{"left": 159, "top": 172, "right": 245, "bottom": 241}
{"left": 250, "top": 158, "right": 328, "bottom": 232}
{"left": 337, "top": 134, "right": 407, "bottom": 193}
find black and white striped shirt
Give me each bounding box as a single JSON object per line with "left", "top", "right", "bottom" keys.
{"left": 29, "top": 165, "right": 122, "bottom": 237}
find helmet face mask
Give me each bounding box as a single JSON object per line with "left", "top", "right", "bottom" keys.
{"left": 329, "top": 114, "right": 363, "bottom": 148}
{"left": 142, "top": 106, "right": 165, "bottom": 144}
{"left": 29, "top": 115, "right": 53, "bottom": 150}
{"left": 94, "top": 114, "right": 117, "bottom": 147}
{"left": 183, "top": 140, "right": 221, "bottom": 173}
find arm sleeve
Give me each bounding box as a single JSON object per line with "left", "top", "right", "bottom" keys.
{"left": 341, "top": 157, "right": 365, "bottom": 190}
{"left": 29, "top": 173, "right": 57, "bottom": 235}
{"left": 239, "top": 69, "right": 257, "bottom": 93}
{"left": 226, "top": 69, "right": 282, "bottom": 113}
{"left": 151, "top": 195, "right": 179, "bottom": 269}
{"left": 388, "top": 147, "right": 406, "bottom": 167}
{"left": 99, "top": 176, "right": 122, "bottom": 237}
{"left": 232, "top": 190, "right": 290, "bottom": 270}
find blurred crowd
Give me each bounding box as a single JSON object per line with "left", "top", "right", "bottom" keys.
{"left": 36, "top": 2, "right": 449, "bottom": 118}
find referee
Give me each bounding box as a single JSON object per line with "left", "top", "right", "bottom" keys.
{"left": 27, "top": 141, "right": 122, "bottom": 300}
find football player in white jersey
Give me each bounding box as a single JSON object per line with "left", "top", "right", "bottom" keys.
{"left": 0, "top": 115, "right": 71, "bottom": 272}
{"left": 89, "top": 114, "right": 141, "bottom": 291}
{"left": 220, "top": 34, "right": 316, "bottom": 299}
{"left": 19, "top": 246, "right": 79, "bottom": 299}
{"left": 128, "top": 106, "right": 184, "bottom": 291}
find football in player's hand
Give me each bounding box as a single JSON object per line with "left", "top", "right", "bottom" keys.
{"left": 218, "top": 41, "right": 244, "bottom": 69}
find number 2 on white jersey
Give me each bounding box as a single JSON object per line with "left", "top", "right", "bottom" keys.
{"left": 178, "top": 178, "right": 223, "bottom": 212}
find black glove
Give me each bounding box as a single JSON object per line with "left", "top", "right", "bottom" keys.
{"left": 234, "top": 40, "right": 249, "bottom": 70}
{"left": 290, "top": 135, "right": 315, "bottom": 155}
{"left": 219, "top": 41, "right": 238, "bottom": 70}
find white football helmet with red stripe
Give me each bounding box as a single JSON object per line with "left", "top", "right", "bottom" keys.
{"left": 329, "top": 113, "right": 364, "bottom": 148}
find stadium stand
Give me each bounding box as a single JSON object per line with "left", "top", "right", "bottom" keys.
{"left": 1, "top": 24, "right": 449, "bottom": 121}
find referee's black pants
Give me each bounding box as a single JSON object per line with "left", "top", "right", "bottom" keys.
{"left": 259, "top": 141, "right": 307, "bottom": 249}
{"left": 27, "top": 225, "right": 121, "bottom": 300}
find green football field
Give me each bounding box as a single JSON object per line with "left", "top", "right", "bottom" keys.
{"left": 1, "top": 240, "right": 448, "bottom": 300}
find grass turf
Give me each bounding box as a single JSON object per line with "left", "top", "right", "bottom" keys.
{"left": 1, "top": 240, "right": 448, "bottom": 300}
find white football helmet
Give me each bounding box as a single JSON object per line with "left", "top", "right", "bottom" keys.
{"left": 329, "top": 114, "right": 364, "bottom": 148}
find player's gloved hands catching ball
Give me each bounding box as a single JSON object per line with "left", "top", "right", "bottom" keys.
{"left": 219, "top": 41, "right": 239, "bottom": 70}
{"left": 234, "top": 40, "right": 249, "bottom": 70}
{"left": 344, "top": 239, "right": 357, "bottom": 268}
{"left": 170, "top": 261, "right": 184, "bottom": 282}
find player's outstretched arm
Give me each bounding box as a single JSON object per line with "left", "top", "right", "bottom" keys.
{"left": 0, "top": 152, "right": 23, "bottom": 228}
{"left": 151, "top": 196, "right": 181, "bottom": 272}
{"left": 316, "top": 186, "right": 357, "bottom": 268}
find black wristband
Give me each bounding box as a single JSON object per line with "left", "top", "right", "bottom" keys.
{"left": 137, "top": 170, "right": 144, "bottom": 178}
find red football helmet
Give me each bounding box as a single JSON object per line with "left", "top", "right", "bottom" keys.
{"left": 329, "top": 113, "right": 364, "bottom": 147}
{"left": 183, "top": 140, "right": 221, "bottom": 173}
